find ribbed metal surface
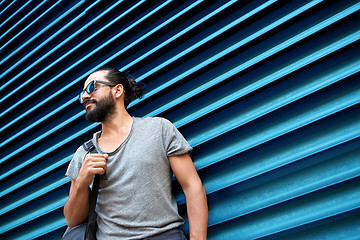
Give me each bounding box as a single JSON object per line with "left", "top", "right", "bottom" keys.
{"left": 1, "top": 1, "right": 359, "bottom": 239}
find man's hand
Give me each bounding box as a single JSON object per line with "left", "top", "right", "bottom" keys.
{"left": 64, "top": 153, "right": 107, "bottom": 228}
{"left": 77, "top": 153, "right": 108, "bottom": 187}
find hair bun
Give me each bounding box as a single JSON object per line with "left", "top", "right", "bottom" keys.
{"left": 125, "top": 76, "right": 144, "bottom": 107}
{"left": 91, "top": 67, "right": 145, "bottom": 108}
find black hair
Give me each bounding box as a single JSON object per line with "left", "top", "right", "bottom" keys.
{"left": 92, "top": 67, "right": 144, "bottom": 108}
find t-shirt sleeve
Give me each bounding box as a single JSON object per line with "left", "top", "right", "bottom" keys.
{"left": 65, "top": 145, "right": 87, "bottom": 180}
{"left": 160, "top": 118, "right": 193, "bottom": 156}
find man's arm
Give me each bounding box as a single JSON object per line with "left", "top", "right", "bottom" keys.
{"left": 63, "top": 179, "right": 90, "bottom": 228}
{"left": 169, "top": 153, "right": 208, "bottom": 240}
{"left": 63, "top": 153, "right": 107, "bottom": 228}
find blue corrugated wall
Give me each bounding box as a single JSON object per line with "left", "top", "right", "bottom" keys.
{"left": 1, "top": 1, "right": 359, "bottom": 239}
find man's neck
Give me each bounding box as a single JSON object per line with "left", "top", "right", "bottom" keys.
{"left": 100, "top": 110, "right": 133, "bottom": 138}
{"left": 96, "top": 110, "right": 133, "bottom": 152}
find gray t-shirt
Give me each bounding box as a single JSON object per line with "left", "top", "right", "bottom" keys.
{"left": 66, "top": 117, "right": 192, "bottom": 239}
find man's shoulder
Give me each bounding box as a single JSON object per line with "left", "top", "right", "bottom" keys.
{"left": 134, "top": 117, "right": 176, "bottom": 135}
{"left": 73, "top": 131, "right": 100, "bottom": 157}
{"left": 136, "top": 116, "right": 172, "bottom": 125}
{"left": 73, "top": 143, "right": 88, "bottom": 158}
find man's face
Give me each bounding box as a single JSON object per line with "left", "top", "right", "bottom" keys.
{"left": 82, "top": 71, "right": 116, "bottom": 123}
{"left": 84, "top": 90, "right": 116, "bottom": 123}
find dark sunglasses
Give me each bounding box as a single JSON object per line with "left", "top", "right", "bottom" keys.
{"left": 79, "top": 80, "right": 116, "bottom": 104}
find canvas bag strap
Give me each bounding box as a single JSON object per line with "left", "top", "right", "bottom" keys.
{"left": 82, "top": 139, "right": 99, "bottom": 240}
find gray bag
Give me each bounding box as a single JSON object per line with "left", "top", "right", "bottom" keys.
{"left": 62, "top": 140, "right": 99, "bottom": 240}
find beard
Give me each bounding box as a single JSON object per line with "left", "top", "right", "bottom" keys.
{"left": 84, "top": 91, "right": 116, "bottom": 123}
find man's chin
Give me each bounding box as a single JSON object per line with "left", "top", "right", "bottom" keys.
{"left": 84, "top": 108, "right": 96, "bottom": 121}
{"left": 85, "top": 113, "right": 100, "bottom": 123}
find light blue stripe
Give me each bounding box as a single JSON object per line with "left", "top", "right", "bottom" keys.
{"left": 0, "top": 177, "right": 70, "bottom": 215}
{"left": 193, "top": 61, "right": 360, "bottom": 170}
{"left": 208, "top": 158, "right": 360, "bottom": 231}
{"left": 108, "top": 0, "right": 206, "bottom": 71}
{"left": 0, "top": 111, "right": 84, "bottom": 164}
{"left": 0, "top": 0, "right": 125, "bottom": 96}
{"left": 0, "top": 1, "right": 85, "bottom": 70}
{"left": 0, "top": 197, "right": 68, "bottom": 234}
{"left": 4, "top": 62, "right": 358, "bottom": 185}
{"left": 0, "top": 0, "right": 201, "bottom": 144}
{"left": 132, "top": 0, "right": 277, "bottom": 81}
{"left": 0, "top": 1, "right": 98, "bottom": 95}
{"left": 130, "top": 0, "right": 325, "bottom": 107}
{"left": 202, "top": 140, "right": 360, "bottom": 204}
{"left": 1, "top": 97, "right": 78, "bottom": 146}
{"left": 0, "top": 0, "right": 16, "bottom": 15}
{"left": 174, "top": 30, "right": 360, "bottom": 128}
{"left": 210, "top": 152, "right": 360, "bottom": 225}
{"left": 187, "top": 51, "right": 360, "bottom": 150}
{"left": 0, "top": 1, "right": 144, "bottom": 118}
{"left": 0, "top": 155, "right": 71, "bottom": 198}
{"left": 177, "top": 90, "right": 360, "bottom": 204}
{"left": 1, "top": 94, "right": 79, "bottom": 133}
{"left": 0, "top": 122, "right": 99, "bottom": 180}
{"left": 0, "top": 0, "right": 32, "bottom": 28}
{"left": 204, "top": 89, "right": 360, "bottom": 197}
{"left": 1, "top": 1, "right": 358, "bottom": 157}
{"left": 1, "top": 0, "right": 270, "bottom": 126}
{"left": 16, "top": 218, "right": 67, "bottom": 240}
{"left": 0, "top": 0, "right": 169, "bottom": 125}
{"left": 21, "top": 218, "right": 67, "bottom": 240}
{"left": 145, "top": 2, "right": 360, "bottom": 117}
{"left": 0, "top": 0, "right": 47, "bottom": 40}
{"left": 120, "top": 0, "right": 239, "bottom": 71}
{"left": 246, "top": 186, "right": 360, "bottom": 239}
{"left": 1, "top": 0, "right": 62, "bottom": 50}
{"left": 0, "top": 0, "right": 227, "bottom": 142}
{"left": 0, "top": 0, "right": 140, "bottom": 105}
{"left": 2, "top": 2, "right": 359, "bottom": 147}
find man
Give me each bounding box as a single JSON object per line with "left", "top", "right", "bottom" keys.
{"left": 64, "top": 68, "right": 208, "bottom": 239}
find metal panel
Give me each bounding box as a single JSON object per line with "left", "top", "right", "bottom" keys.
{"left": 1, "top": 1, "right": 359, "bottom": 239}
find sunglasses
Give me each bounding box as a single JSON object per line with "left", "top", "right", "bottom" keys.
{"left": 79, "top": 80, "right": 116, "bottom": 104}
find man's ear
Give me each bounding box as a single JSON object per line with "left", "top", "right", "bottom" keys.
{"left": 114, "top": 84, "right": 125, "bottom": 99}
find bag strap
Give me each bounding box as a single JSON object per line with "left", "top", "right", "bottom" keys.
{"left": 83, "top": 139, "right": 96, "bottom": 153}
{"left": 83, "top": 140, "right": 99, "bottom": 240}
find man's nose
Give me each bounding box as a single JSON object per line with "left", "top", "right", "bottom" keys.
{"left": 81, "top": 91, "right": 91, "bottom": 102}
